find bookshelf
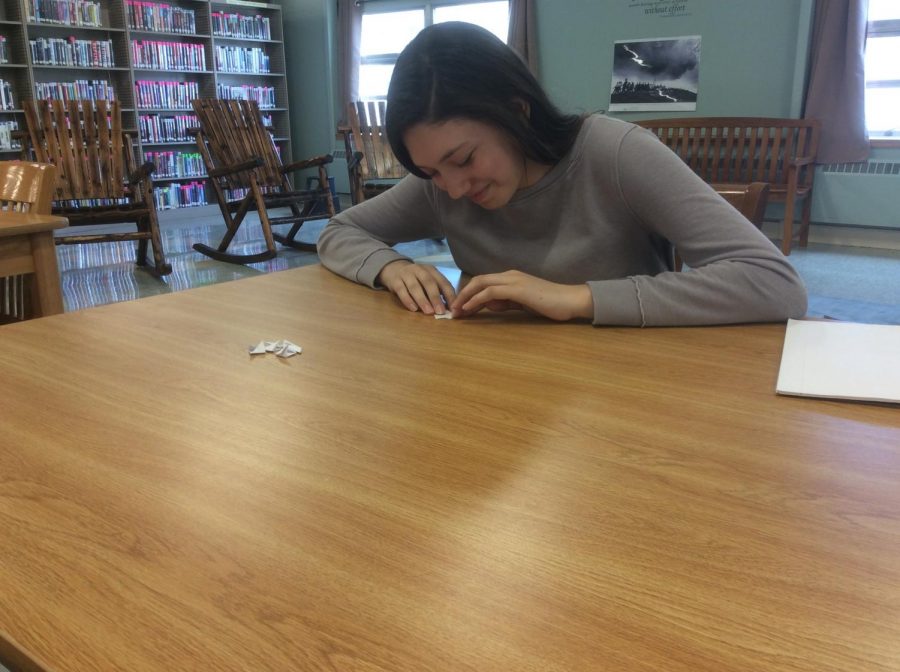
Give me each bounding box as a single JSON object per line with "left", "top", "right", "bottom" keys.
{"left": 0, "top": 0, "right": 292, "bottom": 210}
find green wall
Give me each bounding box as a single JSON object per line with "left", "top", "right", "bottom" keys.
{"left": 281, "top": 0, "right": 898, "bottom": 233}
{"left": 283, "top": 0, "right": 813, "bottom": 154}
{"left": 278, "top": 0, "right": 337, "bottom": 159}
{"left": 535, "top": 0, "right": 809, "bottom": 121}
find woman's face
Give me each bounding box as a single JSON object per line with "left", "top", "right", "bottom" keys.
{"left": 403, "top": 118, "right": 548, "bottom": 209}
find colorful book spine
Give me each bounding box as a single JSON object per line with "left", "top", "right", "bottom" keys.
{"left": 35, "top": 80, "right": 115, "bottom": 102}
{"left": 139, "top": 113, "right": 199, "bottom": 142}
{"left": 144, "top": 150, "right": 204, "bottom": 178}
{"left": 135, "top": 80, "right": 199, "bottom": 109}
{"left": 28, "top": 0, "right": 102, "bottom": 27}
{"left": 153, "top": 181, "right": 207, "bottom": 209}
{"left": 29, "top": 37, "right": 114, "bottom": 67}
{"left": 131, "top": 41, "right": 206, "bottom": 71}
{"left": 215, "top": 46, "right": 270, "bottom": 74}
{"left": 126, "top": 1, "right": 196, "bottom": 34}
{"left": 211, "top": 12, "right": 271, "bottom": 40}
{"left": 216, "top": 84, "right": 275, "bottom": 109}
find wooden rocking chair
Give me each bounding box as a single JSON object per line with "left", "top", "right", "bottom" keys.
{"left": 190, "top": 99, "right": 335, "bottom": 264}
{"left": 339, "top": 101, "right": 408, "bottom": 205}
{"left": 21, "top": 99, "right": 171, "bottom": 276}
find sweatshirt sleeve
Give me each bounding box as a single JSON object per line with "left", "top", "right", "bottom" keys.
{"left": 590, "top": 125, "right": 808, "bottom": 326}
{"left": 318, "top": 175, "right": 443, "bottom": 288}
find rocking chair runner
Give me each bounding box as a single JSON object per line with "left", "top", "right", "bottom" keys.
{"left": 20, "top": 99, "right": 171, "bottom": 276}
{"left": 190, "top": 99, "right": 335, "bottom": 264}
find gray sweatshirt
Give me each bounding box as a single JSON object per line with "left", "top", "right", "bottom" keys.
{"left": 318, "top": 114, "right": 808, "bottom": 326}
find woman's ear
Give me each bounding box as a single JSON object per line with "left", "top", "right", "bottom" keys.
{"left": 512, "top": 98, "right": 531, "bottom": 119}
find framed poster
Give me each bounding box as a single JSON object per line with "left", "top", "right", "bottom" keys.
{"left": 609, "top": 35, "right": 701, "bottom": 111}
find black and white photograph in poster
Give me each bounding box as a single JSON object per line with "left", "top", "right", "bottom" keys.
{"left": 609, "top": 35, "right": 701, "bottom": 111}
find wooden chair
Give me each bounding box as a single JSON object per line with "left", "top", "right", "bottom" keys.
{"left": 0, "top": 161, "right": 56, "bottom": 214}
{"left": 339, "top": 101, "right": 408, "bottom": 205}
{"left": 190, "top": 99, "right": 335, "bottom": 264}
{"left": 637, "top": 118, "right": 820, "bottom": 255}
{"left": 670, "top": 182, "right": 771, "bottom": 272}
{"left": 0, "top": 161, "right": 59, "bottom": 322}
{"left": 20, "top": 99, "right": 171, "bottom": 276}
{"left": 711, "top": 182, "right": 770, "bottom": 229}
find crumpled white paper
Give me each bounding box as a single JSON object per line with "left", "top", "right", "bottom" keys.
{"left": 248, "top": 339, "right": 302, "bottom": 358}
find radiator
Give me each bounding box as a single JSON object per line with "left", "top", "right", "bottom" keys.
{"left": 811, "top": 161, "right": 900, "bottom": 228}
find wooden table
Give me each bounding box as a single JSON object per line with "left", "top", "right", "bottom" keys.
{"left": 0, "top": 212, "right": 68, "bottom": 318}
{"left": 1, "top": 265, "right": 899, "bottom": 672}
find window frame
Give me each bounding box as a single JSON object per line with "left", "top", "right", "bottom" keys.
{"left": 358, "top": 0, "right": 509, "bottom": 101}
{"left": 865, "top": 16, "right": 900, "bottom": 146}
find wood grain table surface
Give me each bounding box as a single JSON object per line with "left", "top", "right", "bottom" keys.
{"left": 1, "top": 264, "right": 899, "bottom": 672}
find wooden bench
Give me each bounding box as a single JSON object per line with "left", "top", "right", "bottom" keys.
{"left": 636, "top": 117, "right": 821, "bottom": 255}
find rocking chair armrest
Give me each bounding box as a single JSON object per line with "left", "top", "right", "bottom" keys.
{"left": 347, "top": 151, "right": 364, "bottom": 172}
{"left": 128, "top": 161, "right": 156, "bottom": 186}
{"left": 280, "top": 154, "right": 334, "bottom": 174}
{"left": 208, "top": 156, "right": 265, "bottom": 178}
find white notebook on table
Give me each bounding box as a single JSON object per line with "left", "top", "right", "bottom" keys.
{"left": 776, "top": 319, "right": 900, "bottom": 404}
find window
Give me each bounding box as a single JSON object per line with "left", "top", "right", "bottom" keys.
{"left": 359, "top": 1, "right": 509, "bottom": 101}
{"left": 865, "top": 0, "right": 900, "bottom": 139}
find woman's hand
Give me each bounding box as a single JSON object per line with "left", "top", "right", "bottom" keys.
{"left": 377, "top": 261, "right": 457, "bottom": 315}
{"left": 450, "top": 270, "right": 594, "bottom": 322}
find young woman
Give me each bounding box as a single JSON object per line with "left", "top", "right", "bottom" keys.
{"left": 318, "top": 22, "right": 807, "bottom": 326}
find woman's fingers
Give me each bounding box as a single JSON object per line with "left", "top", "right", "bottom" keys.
{"left": 451, "top": 271, "right": 527, "bottom": 315}
{"left": 450, "top": 271, "right": 593, "bottom": 321}
{"left": 424, "top": 265, "right": 457, "bottom": 312}
{"left": 379, "top": 265, "right": 592, "bottom": 321}
{"left": 378, "top": 261, "right": 456, "bottom": 314}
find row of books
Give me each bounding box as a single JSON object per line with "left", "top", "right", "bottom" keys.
{"left": 0, "top": 120, "right": 20, "bottom": 151}
{"left": 30, "top": 37, "right": 114, "bottom": 67}
{"left": 35, "top": 79, "right": 115, "bottom": 101}
{"left": 131, "top": 40, "right": 207, "bottom": 71}
{"left": 0, "top": 79, "right": 15, "bottom": 110}
{"left": 211, "top": 12, "right": 271, "bottom": 41}
{"left": 214, "top": 46, "right": 269, "bottom": 74}
{"left": 217, "top": 84, "right": 275, "bottom": 108}
{"left": 135, "top": 80, "right": 199, "bottom": 109}
{"left": 126, "top": 1, "right": 196, "bottom": 35}
{"left": 144, "top": 150, "right": 205, "bottom": 178}
{"left": 28, "top": 0, "right": 102, "bottom": 27}
{"left": 139, "top": 113, "right": 199, "bottom": 142}
{"left": 153, "top": 181, "right": 207, "bottom": 209}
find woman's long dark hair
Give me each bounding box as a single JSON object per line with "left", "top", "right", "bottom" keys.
{"left": 386, "top": 22, "right": 584, "bottom": 179}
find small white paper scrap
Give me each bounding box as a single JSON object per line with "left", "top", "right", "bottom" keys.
{"left": 434, "top": 312, "right": 453, "bottom": 320}
{"left": 275, "top": 341, "right": 302, "bottom": 358}
{"left": 248, "top": 339, "right": 302, "bottom": 358}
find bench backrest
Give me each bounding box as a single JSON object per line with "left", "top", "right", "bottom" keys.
{"left": 636, "top": 117, "right": 821, "bottom": 190}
